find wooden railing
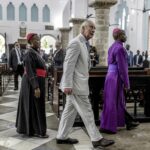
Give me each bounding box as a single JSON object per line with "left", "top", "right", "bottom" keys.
{"left": 0, "top": 63, "right": 12, "bottom": 96}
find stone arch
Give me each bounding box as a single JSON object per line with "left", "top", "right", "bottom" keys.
{"left": 40, "top": 34, "right": 57, "bottom": 54}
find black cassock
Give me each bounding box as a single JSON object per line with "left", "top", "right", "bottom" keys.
{"left": 16, "top": 48, "right": 47, "bottom": 136}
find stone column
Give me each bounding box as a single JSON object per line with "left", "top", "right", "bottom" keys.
{"left": 59, "top": 27, "right": 71, "bottom": 49}
{"left": 69, "top": 18, "right": 85, "bottom": 38}
{"left": 89, "top": 0, "right": 117, "bottom": 66}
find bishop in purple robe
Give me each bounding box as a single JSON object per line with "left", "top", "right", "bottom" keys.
{"left": 100, "top": 28, "right": 139, "bottom": 133}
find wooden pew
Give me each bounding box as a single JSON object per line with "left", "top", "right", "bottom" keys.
{"left": 52, "top": 67, "right": 150, "bottom": 124}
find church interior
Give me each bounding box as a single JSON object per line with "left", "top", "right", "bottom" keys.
{"left": 0, "top": 0, "right": 150, "bottom": 150}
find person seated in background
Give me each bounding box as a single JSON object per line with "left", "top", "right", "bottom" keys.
{"left": 49, "top": 45, "right": 53, "bottom": 55}
{"left": 1, "top": 52, "right": 7, "bottom": 63}
{"left": 89, "top": 46, "right": 99, "bottom": 67}
{"left": 133, "top": 50, "right": 143, "bottom": 67}
{"left": 125, "top": 44, "right": 133, "bottom": 67}
{"left": 53, "top": 41, "right": 64, "bottom": 67}
{"left": 143, "top": 54, "right": 149, "bottom": 68}
{"left": 142, "top": 51, "right": 145, "bottom": 61}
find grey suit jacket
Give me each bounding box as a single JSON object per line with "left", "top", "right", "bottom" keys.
{"left": 9, "top": 48, "right": 19, "bottom": 71}
{"left": 60, "top": 34, "right": 90, "bottom": 95}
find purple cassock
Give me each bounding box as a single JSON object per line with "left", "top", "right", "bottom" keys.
{"left": 100, "top": 41, "right": 130, "bottom": 133}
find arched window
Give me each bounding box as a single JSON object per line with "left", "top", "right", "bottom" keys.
{"left": 31, "top": 4, "right": 38, "bottom": 22}
{"left": 43, "top": 5, "right": 50, "bottom": 22}
{"left": 7, "top": 2, "right": 15, "bottom": 20}
{"left": 19, "top": 3, "right": 27, "bottom": 21}
{"left": 0, "top": 5, "right": 2, "bottom": 20}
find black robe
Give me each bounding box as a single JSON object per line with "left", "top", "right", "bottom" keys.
{"left": 16, "top": 48, "right": 47, "bottom": 136}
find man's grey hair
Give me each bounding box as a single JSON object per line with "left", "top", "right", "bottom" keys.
{"left": 80, "top": 20, "right": 94, "bottom": 33}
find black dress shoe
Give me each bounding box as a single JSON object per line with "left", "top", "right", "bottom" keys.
{"left": 34, "top": 134, "right": 49, "bottom": 138}
{"left": 126, "top": 121, "right": 140, "bottom": 130}
{"left": 56, "top": 138, "right": 79, "bottom": 144}
{"left": 92, "top": 138, "right": 115, "bottom": 148}
{"left": 99, "top": 128, "right": 116, "bottom": 134}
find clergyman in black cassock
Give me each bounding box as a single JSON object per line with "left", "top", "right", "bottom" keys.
{"left": 16, "top": 33, "right": 48, "bottom": 138}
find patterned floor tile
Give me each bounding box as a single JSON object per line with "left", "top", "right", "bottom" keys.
{"left": 33, "top": 139, "right": 76, "bottom": 150}
{"left": 46, "top": 115, "right": 59, "bottom": 130}
{"left": 0, "top": 98, "right": 17, "bottom": 104}
{"left": 0, "top": 128, "right": 17, "bottom": 137}
{"left": 0, "top": 105, "right": 16, "bottom": 114}
{"left": 1, "top": 78, "right": 150, "bottom": 150}
{"left": 46, "top": 112, "right": 55, "bottom": 117}
{"left": 0, "top": 101, "right": 18, "bottom": 108}
{"left": 0, "top": 146, "right": 14, "bottom": 150}
{"left": 0, "top": 137, "right": 22, "bottom": 148}
{"left": 11, "top": 140, "right": 39, "bottom": 150}
{"left": 2, "top": 95, "right": 19, "bottom": 99}
{"left": 0, "top": 120, "right": 15, "bottom": 132}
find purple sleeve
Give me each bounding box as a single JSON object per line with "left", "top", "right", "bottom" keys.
{"left": 116, "top": 47, "right": 130, "bottom": 89}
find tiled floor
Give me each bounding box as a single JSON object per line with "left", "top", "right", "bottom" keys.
{"left": 0, "top": 77, "right": 150, "bottom": 150}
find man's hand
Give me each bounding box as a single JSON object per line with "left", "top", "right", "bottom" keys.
{"left": 64, "top": 88, "right": 72, "bottom": 95}
{"left": 34, "top": 88, "right": 40, "bottom": 98}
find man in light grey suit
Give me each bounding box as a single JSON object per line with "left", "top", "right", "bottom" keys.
{"left": 56, "top": 20, "right": 115, "bottom": 149}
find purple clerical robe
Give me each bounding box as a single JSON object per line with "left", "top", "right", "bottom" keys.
{"left": 100, "top": 41, "right": 130, "bottom": 133}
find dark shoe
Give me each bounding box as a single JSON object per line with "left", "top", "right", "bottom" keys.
{"left": 126, "top": 121, "right": 140, "bottom": 130}
{"left": 34, "top": 134, "right": 49, "bottom": 138}
{"left": 56, "top": 138, "right": 79, "bottom": 144}
{"left": 92, "top": 138, "right": 115, "bottom": 148}
{"left": 99, "top": 128, "right": 116, "bottom": 134}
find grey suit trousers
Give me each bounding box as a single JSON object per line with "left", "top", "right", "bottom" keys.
{"left": 57, "top": 94, "right": 103, "bottom": 141}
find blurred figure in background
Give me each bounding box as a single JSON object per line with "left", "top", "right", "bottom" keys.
{"left": 40, "top": 49, "right": 49, "bottom": 63}
{"left": 9, "top": 42, "right": 24, "bottom": 90}
{"left": 142, "top": 51, "right": 145, "bottom": 61}
{"left": 1, "top": 52, "right": 7, "bottom": 63}
{"left": 53, "top": 41, "right": 64, "bottom": 67}
{"left": 133, "top": 50, "right": 143, "bottom": 67}
{"left": 125, "top": 44, "right": 133, "bottom": 67}
{"left": 143, "top": 54, "right": 149, "bottom": 68}
{"left": 89, "top": 46, "right": 99, "bottom": 67}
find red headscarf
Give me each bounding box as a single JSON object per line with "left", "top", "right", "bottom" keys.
{"left": 26, "top": 33, "right": 37, "bottom": 43}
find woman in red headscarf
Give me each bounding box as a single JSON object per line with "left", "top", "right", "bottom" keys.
{"left": 16, "top": 33, "right": 49, "bottom": 138}
{"left": 100, "top": 28, "right": 139, "bottom": 133}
